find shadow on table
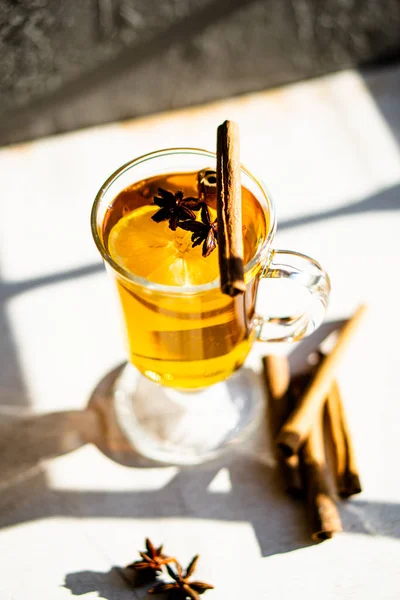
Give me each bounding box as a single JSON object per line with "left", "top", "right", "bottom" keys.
{"left": 64, "top": 566, "right": 152, "bottom": 600}
{"left": 0, "top": 417, "right": 313, "bottom": 559}
{"left": 0, "top": 359, "right": 313, "bottom": 560}
{"left": 361, "top": 63, "right": 400, "bottom": 149}
{"left": 62, "top": 490, "right": 400, "bottom": 598}
{"left": 0, "top": 262, "right": 103, "bottom": 413}
{"left": 1, "top": 320, "right": 400, "bottom": 592}
{"left": 279, "top": 182, "right": 400, "bottom": 231}
{"left": 280, "top": 64, "right": 400, "bottom": 233}
{"left": 64, "top": 564, "right": 210, "bottom": 599}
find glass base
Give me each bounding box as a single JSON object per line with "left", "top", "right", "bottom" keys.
{"left": 113, "top": 363, "right": 263, "bottom": 465}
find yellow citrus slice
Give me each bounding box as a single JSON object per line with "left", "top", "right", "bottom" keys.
{"left": 108, "top": 205, "right": 219, "bottom": 286}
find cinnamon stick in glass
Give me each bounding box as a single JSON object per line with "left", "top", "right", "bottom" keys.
{"left": 216, "top": 120, "right": 245, "bottom": 297}
{"left": 262, "top": 355, "right": 303, "bottom": 497}
{"left": 277, "top": 304, "right": 367, "bottom": 457}
{"left": 325, "top": 380, "right": 362, "bottom": 497}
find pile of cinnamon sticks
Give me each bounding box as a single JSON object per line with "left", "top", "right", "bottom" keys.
{"left": 263, "top": 305, "right": 365, "bottom": 541}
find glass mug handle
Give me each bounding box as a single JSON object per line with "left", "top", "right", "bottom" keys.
{"left": 253, "top": 249, "right": 331, "bottom": 342}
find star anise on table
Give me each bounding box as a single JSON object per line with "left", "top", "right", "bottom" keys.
{"left": 149, "top": 555, "right": 214, "bottom": 600}
{"left": 127, "top": 538, "right": 175, "bottom": 576}
{"left": 179, "top": 203, "right": 218, "bottom": 257}
{"left": 152, "top": 188, "right": 201, "bottom": 231}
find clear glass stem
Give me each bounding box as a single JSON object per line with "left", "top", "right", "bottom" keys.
{"left": 113, "top": 363, "right": 263, "bottom": 465}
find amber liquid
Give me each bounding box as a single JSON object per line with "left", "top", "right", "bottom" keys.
{"left": 103, "top": 171, "right": 268, "bottom": 389}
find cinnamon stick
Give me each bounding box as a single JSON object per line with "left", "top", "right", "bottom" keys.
{"left": 262, "top": 355, "right": 303, "bottom": 497}
{"left": 277, "top": 304, "right": 367, "bottom": 457}
{"left": 325, "top": 380, "right": 362, "bottom": 497}
{"left": 216, "top": 120, "right": 245, "bottom": 297}
{"left": 301, "top": 402, "right": 343, "bottom": 541}
{"left": 289, "top": 372, "right": 342, "bottom": 541}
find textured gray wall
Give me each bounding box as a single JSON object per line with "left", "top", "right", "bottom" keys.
{"left": 1, "top": 0, "right": 400, "bottom": 146}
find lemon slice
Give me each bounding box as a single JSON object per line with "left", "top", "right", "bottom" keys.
{"left": 108, "top": 205, "right": 219, "bottom": 286}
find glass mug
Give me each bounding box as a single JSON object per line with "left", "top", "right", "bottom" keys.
{"left": 92, "top": 149, "right": 330, "bottom": 464}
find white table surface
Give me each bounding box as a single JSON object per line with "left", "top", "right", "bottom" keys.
{"left": 1, "top": 65, "right": 400, "bottom": 599}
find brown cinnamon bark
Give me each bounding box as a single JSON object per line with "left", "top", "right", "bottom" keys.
{"left": 325, "top": 380, "right": 362, "bottom": 497}
{"left": 277, "top": 305, "right": 367, "bottom": 457}
{"left": 290, "top": 373, "right": 343, "bottom": 540}
{"left": 216, "top": 120, "right": 245, "bottom": 297}
{"left": 301, "top": 403, "right": 343, "bottom": 541}
{"left": 262, "top": 355, "right": 303, "bottom": 497}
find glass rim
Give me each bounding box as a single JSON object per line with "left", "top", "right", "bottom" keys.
{"left": 91, "top": 147, "right": 277, "bottom": 294}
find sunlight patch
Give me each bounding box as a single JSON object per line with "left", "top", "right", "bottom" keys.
{"left": 207, "top": 468, "right": 232, "bottom": 493}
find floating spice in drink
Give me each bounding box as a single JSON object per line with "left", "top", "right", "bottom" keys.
{"left": 102, "top": 168, "right": 267, "bottom": 389}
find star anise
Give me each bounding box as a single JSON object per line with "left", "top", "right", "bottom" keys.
{"left": 179, "top": 203, "right": 218, "bottom": 257}
{"left": 149, "top": 555, "right": 214, "bottom": 600}
{"left": 152, "top": 188, "right": 201, "bottom": 231}
{"left": 127, "top": 538, "right": 175, "bottom": 575}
